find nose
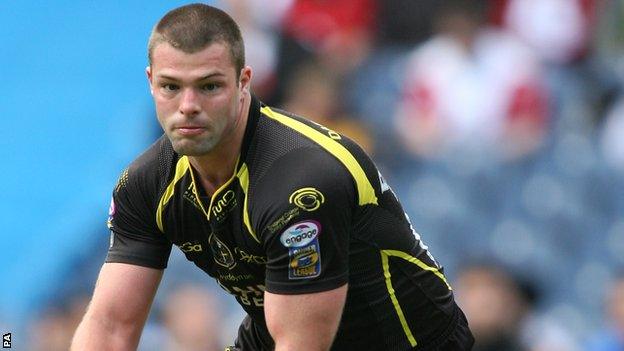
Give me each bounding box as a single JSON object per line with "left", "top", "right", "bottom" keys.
{"left": 179, "top": 88, "right": 200, "bottom": 116}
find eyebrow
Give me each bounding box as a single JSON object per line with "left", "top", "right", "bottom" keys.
{"left": 156, "top": 72, "right": 226, "bottom": 81}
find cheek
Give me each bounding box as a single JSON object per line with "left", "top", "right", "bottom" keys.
{"left": 155, "top": 95, "right": 175, "bottom": 109}
{"left": 154, "top": 97, "right": 177, "bottom": 117}
{"left": 205, "top": 93, "right": 236, "bottom": 116}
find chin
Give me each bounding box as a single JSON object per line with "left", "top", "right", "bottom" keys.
{"left": 172, "top": 140, "right": 218, "bottom": 156}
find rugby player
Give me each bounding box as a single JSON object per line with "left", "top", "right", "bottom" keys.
{"left": 71, "top": 4, "right": 474, "bottom": 350}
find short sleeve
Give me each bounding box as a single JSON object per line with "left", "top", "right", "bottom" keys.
{"left": 106, "top": 163, "right": 172, "bottom": 269}
{"left": 253, "top": 148, "right": 355, "bottom": 294}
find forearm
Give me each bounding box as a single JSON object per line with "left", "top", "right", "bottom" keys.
{"left": 71, "top": 309, "right": 145, "bottom": 350}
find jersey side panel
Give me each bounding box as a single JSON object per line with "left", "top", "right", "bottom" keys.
{"left": 339, "top": 127, "right": 457, "bottom": 348}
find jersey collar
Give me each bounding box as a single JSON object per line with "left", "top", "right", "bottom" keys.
{"left": 237, "top": 93, "right": 261, "bottom": 171}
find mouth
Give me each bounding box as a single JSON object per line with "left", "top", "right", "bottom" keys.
{"left": 175, "top": 125, "right": 206, "bottom": 136}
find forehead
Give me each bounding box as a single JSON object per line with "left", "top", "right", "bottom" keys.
{"left": 150, "top": 41, "right": 236, "bottom": 78}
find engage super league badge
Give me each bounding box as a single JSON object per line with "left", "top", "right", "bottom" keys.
{"left": 280, "top": 220, "right": 322, "bottom": 279}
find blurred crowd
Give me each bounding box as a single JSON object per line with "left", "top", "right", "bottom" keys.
{"left": 24, "top": 0, "right": 624, "bottom": 349}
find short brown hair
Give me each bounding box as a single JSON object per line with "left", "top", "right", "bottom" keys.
{"left": 148, "top": 3, "right": 245, "bottom": 74}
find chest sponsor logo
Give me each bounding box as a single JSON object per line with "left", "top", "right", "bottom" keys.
{"left": 289, "top": 187, "right": 325, "bottom": 212}
{"left": 218, "top": 272, "right": 253, "bottom": 282}
{"left": 183, "top": 183, "right": 203, "bottom": 211}
{"left": 266, "top": 207, "right": 300, "bottom": 234}
{"left": 234, "top": 247, "right": 267, "bottom": 264}
{"left": 209, "top": 235, "right": 236, "bottom": 269}
{"left": 211, "top": 189, "right": 237, "bottom": 221}
{"left": 218, "top": 282, "right": 265, "bottom": 307}
{"left": 280, "top": 221, "right": 322, "bottom": 279}
{"left": 179, "top": 241, "right": 203, "bottom": 253}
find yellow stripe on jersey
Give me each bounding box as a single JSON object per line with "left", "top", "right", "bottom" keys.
{"left": 380, "top": 250, "right": 453, "bottom": 347}
{"left": 236, "top": 163, "right": 260, "bottom": 243}
{"left": 381, "top": 251, "right": 417, "bottom": 347}
{"left": 260, "top": 106, "right": 378, "bottom": 206}
{"left": 382, "top": 249, "right": 452, "bottom": 290}
{"left": 156, "top": 156, "right": 190, "bottom": 232}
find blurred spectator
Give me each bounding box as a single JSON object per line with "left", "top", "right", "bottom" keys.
{"left": 600, "top": 96, "right": 624, "bottom": 173}
{"left": 521, "top": 309, "right": 582, "bottom": 351}
{"left": 28, "top": 295, "right": 89, "bottom": 351}
{"left": 501, "top": 0, "right": 598, "bottom": 65}
{"left": 375, "top": 0, "right": 441, "bottom": 47}
{"left": 270, "top": 0, "right": 377, "bottom": 104}
{"left": 28, "top": 308, "right": 73, "bottom": 351}
{"left": 394, "top": 0, "right": 548, "bottom": 160}
{"left": 593, "top": 0, "right": 624, "bottom": 87}
{"left": 221, "top": 0, "right": 293, "bottom": 100}
{"left": 455, "top": 263, "right": 528, "bottom": 351}
{"left": 161, "top": 284, "right": 224, "bottom": 351}
{"left": 455, "top": 262, "right": 580, "bottom": 351}
{"left": 587, "top": 274, "right": 624, "bottom": 351}
{"left": 500, "top": 0, "right": 606, "bottom": 135}
{"left": 281, "top": 59, "right": 374, "bottom": 154}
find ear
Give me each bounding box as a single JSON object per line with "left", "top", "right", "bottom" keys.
{"left": 239, "top": 66, "right": 253, "bottom": 95}
{"left": 146, "top": 66, "right": 154, "bottom": 95}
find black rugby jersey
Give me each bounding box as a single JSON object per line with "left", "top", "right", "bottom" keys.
{"left": 106, "top": 96, "right": 464, "bottom": 350}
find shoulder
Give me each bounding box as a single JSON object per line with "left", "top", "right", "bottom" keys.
{"left": 249, "top": 105, "right": 371, "bottom": 195}
{"left": 246, "top": 106, "right": 383, "bottom": 228}
{"left": 108, "top": 135, "right": 177, "bottom": 236}
{"left": 114, "top": 135, "right": 176, "bottom": 203}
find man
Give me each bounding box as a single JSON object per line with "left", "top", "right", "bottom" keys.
{"left": 71, "top": 4, "right": 474, "bottom": 351}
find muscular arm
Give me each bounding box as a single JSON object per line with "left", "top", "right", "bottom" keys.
{"left": 265, "top": 284, "right": 348, "bottom": 351}
{"left": 71, "top": 262, "right": 163, "bottom": 351}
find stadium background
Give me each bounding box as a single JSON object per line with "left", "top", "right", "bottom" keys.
{"left": 2, "top": 0, "right": 624, "bottom": 350}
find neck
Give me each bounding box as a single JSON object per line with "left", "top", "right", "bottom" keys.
{"left": 188, "top": 94, "right": 251, "bottom": 195}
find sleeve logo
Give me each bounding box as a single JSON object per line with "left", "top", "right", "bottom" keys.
{"left": 280, "top": 221, "right": 322, "bottom": 279}
{"left": 280, "top": 221, "right": 320, "bottom": 247}
{"left": 289, "top": 187, "right": 325, "bottom": 211}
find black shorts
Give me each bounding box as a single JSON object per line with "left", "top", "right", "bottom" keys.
{"left": 233, "top": 315, "right": 274, "bottom": 351}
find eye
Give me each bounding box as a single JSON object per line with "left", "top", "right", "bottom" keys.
{"left": 201, "top": 83, "right": 220, "bottom": 92}
{"left": 161, "top": 83, "right": 179, "bottom": 92}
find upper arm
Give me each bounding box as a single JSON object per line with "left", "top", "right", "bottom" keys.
{"left": 254, "top": 148, "right": 356, "bottom": 294}
{"left": 83, "top": 263, "right": 163, "bottom": 341}
{"left": 254, "top": 149, "right": 355, "bottom": 349}
{"left": 265, "top": 284, "right": 348, "bottom": 351}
